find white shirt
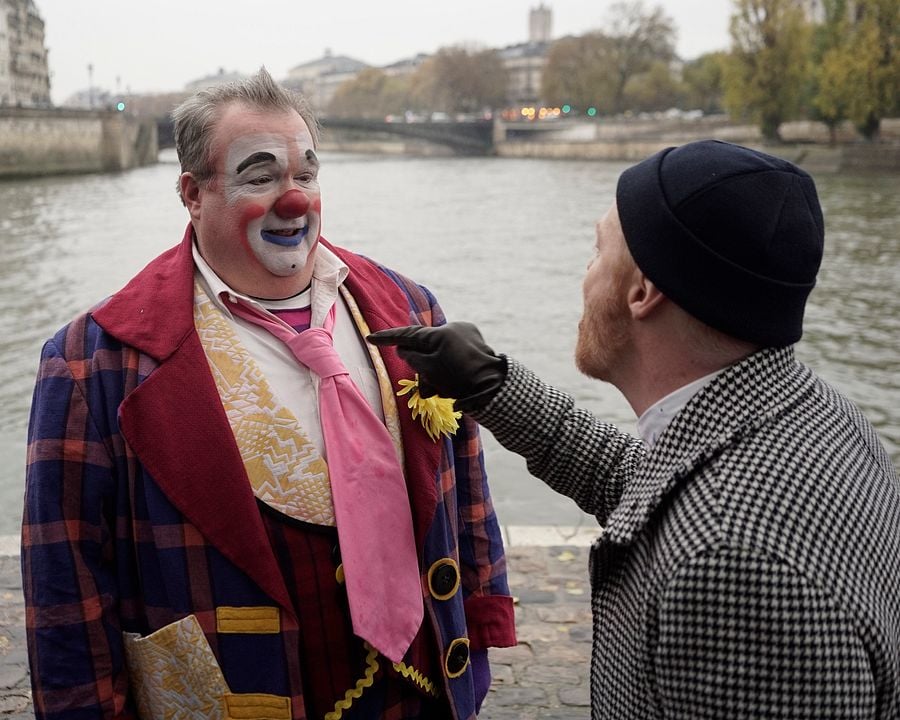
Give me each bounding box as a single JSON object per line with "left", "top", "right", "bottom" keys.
{"left": 192, "top": 243, "right": 385, "bottom": 460}
{"left": 637, "top": 370, "right": 724, "bottom": 448}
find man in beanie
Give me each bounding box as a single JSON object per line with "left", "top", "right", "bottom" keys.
{"left": 370, "top": 140, "right": 900, "bottom": 718}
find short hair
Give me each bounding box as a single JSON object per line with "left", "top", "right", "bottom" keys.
{"left": 171, "top": 67, "right": 319, "bottom": 203}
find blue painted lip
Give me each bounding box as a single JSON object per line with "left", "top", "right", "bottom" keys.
{"left": 261, "top": 226, "right": 308, "bottom": 247}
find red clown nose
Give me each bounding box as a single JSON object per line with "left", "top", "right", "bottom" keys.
{"left": 273, "top": 189, "right": 311, "bottom": 219}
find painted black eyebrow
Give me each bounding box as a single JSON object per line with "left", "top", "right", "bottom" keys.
{"left": 235, "top": 151, "right": 277, "bottom": 174}
{"left": 304, "top": 149, "right": 320, "bottom": 168}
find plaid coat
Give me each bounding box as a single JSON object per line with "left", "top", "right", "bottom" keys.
{"left": 23, "top": 228, "right": 515, "bottom": 720}
{"left": 474, "top": 349, "right": 900, "bottom": 719}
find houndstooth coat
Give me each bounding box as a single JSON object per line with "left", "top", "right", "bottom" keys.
{"left": 473, "top": 347, "right": 900, "bottom": 719}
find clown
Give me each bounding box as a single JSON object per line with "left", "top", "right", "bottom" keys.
{"left": 23, "top": 69, "right": 515, "bottom": 720}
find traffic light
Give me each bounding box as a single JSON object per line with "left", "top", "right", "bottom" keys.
{"left": 116, "top": 101, "right": 126, "bottom": 112}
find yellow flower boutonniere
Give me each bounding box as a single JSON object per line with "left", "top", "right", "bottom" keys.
{"left": 397, "top": 374, "right": 462, "bottom": 442}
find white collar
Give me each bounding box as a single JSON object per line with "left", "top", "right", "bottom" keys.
{"left": 192, "top": 241, "right": 348, "bottom": 326}
{"left": 637, "top": 369, "right": 724, "bottom": 448}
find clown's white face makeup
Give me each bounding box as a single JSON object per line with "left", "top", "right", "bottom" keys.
{"left": 184, "top": 102, "right": 322, "bottom": 298}
{"left": 224, "top": 136, "right": 321, "bottom": 276}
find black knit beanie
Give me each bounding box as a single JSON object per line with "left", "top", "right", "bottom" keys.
{"left": 616, "top": 140, "right": 824, "bottom": 347}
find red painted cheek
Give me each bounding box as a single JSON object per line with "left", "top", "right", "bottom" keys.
{"left": 239, "top": 204, "right": 267, "bottom": 261}
{"left": 312, "top": 197, "right": 322, "bottom": 238}
{"left": 273, "top": 189, "right": 310, "bottom": 219}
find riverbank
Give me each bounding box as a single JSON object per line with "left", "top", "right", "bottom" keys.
{"left": 320, "top": 115, "right": 900, "bottom": 173}
{"left": 0, "top": 528, "right": 597, "bottom": 718}
{"left": 0, "top": 107, "right": 158, "bottom": 178}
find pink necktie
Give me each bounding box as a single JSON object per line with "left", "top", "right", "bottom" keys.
{"left": 226, "top": 298, "right": 423, "bottom": 663}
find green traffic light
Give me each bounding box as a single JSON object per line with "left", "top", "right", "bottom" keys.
{"left": 587, "top": 107, "right": 597, "bottom": 117}
{"left": 562, "top": 104, "right": 571, "bottom": 114}
{"left": 116, "top": 102, "right": 126, "bottom": 112}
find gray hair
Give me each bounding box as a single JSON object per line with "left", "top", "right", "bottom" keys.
{"left": 172, "top": 67, "right": 319, "bottom": 203}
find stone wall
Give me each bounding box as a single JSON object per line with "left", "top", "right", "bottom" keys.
{"left": 495, "top": 117, "right": 900, "bottom": 172}
{"left": 0, "top": 106, "right": 158, "bottom": 178}
{"left": 321, "top": 115, "right": 900, "bottom": 172}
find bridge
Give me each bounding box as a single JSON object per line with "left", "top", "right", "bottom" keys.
{"left": 319, "top": 117, "right": 495, "bottom": 155}
{"left": 157, "top": 116, "right": 496, "bottom": 156}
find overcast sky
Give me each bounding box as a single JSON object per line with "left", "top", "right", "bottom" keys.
{"left": 36, "top": 0, "right": 733, "bottom": 105}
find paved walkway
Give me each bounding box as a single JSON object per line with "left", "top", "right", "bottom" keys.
{"left": 0, "top": 529, "right": 596, "bottom": 719}
{"left": 0, "top": 556, "right": 29, "bottom": 719}
{"left": 480, "top": 543, "right": 592, "bottom": 720}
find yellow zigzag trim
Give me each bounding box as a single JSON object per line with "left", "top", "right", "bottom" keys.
{"left": 324, "top": 643, "right": 380, "bottom": 720}
{"left": 391, "top": 660, "right": 439, "bottom": 698}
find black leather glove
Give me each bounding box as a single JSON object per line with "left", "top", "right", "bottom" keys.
{"left": 367, "top": 322, "right": 507, "bottom": 412}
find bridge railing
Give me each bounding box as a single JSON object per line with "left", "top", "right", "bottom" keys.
{"left": 319, "top": 117, "right": 496, "bottom": 155}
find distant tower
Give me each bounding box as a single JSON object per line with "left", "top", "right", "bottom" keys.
{"left": 529, "top": 4, "right": 552, "bottom": 44}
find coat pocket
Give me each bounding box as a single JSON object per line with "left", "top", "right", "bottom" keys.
{"left": 123, "top": 614, "right": 229, "bottom": 719}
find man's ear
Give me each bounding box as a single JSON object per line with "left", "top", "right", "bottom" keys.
{"left": 627, "top": 269, "right": 667, "bottom": 320}
{"left": 180, "top": 173, "right": 203, "bottom": 222}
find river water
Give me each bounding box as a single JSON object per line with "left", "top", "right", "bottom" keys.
{"left": 0, "top": 150, "right": 897, "bottom": 535}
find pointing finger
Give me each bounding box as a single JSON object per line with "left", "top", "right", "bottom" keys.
{"left": 416, "top": 377, "right": 438, "bottom": 398}
{"left": 367, "top": 326, "right": 435, "bottom": 351}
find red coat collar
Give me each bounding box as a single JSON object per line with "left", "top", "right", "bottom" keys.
{"left": 93, "top": 226, "right": 424, "bottom": 360}
{"left": 92, "top": 224, "right": 197, "bottom": 360}
{"left": 94, "top": 226, "right": 440, "bottom": 611}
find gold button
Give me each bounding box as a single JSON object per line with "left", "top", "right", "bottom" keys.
{"left": 427, "top": 558, "right": 460, "bottom": 601}
{"left": 335, "top": 563, "right": 345, "bottom": 585}
{"left": 444, "top": 637, "right": 470, "bottom": 678}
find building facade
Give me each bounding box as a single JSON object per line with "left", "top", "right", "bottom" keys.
{"left": 0, "top": 8, "right": 9, "bottom": 103}
{"left": 498, "top": 4, "right": 554, "bottom": 109}
{"left": 283, "top": 50, "right": 370, "bottom": 112}
{"left": 184, "top": 67, "right": 246, "bottom": 93}
{"left": 499, "top": 41, "right": 551, "bottom": 108}
{"left": 0, "top": 0, "right": 50, "bottom": 106}
{"left": 280, "top": 5, "right": 555, "bottom": 115}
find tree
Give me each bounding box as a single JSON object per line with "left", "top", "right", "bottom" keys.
{"left": 605, "top": 0, "right": 678, "bottom": 114}
{"left": 541, "top": 33, "right": 618, "bottom": 111}
{"left": 681, "top": 52, "right": 728, "bottom": 114}
{"left": 815, "top": 0, "right": 900, "bottom": 139}
{"left": 409, "top": 46, "right": 507, "bottom": 114}
{"left": 810, "top": 0, "right": 853, "bottom": 142}
{"left": 541, "top": 1, "right": 677, "bottom": 115}
{"left": 624, "top": 60, "right": 683, "bottom": 112}
{"left": 724, "top": 0, "right": 813, "bottom": 141}
{"left": 328, "top": 69, "right": 411, "bottom": 119}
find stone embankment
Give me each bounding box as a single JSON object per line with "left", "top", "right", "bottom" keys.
{"left": 495, "top": 115, "right": 900, "bottom": 173}
{"left": 321, "top": 115, "right": 900, "bottom": 172}
{"left": 0, "top": 107, "right": 157, "bottom": 178}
